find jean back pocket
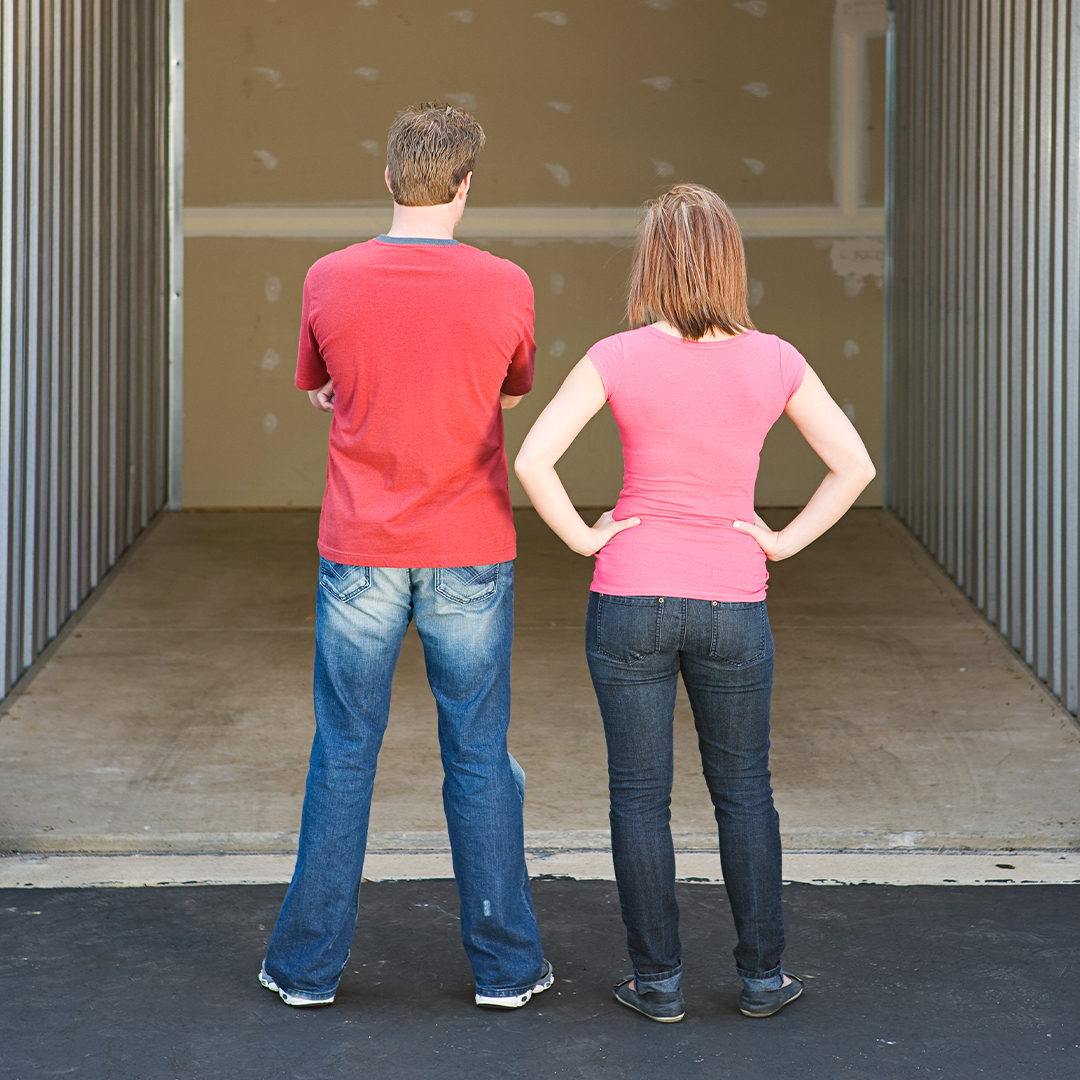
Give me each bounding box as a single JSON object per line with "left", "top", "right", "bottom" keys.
{"left": 318, "top": 559, "right": 371, "bottom": 603}
{"left": 592, "top": 594, "right": 664, "bottom": 665}
{"left": 434, "top": 564, "right": 500, "bottom": 605}
{"left": 708, "top": 602, "right": 771, "bottom": 666}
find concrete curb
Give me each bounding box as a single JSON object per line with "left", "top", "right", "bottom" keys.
{"left": 2, "top": 850, "right": 1078, "bottom": 888}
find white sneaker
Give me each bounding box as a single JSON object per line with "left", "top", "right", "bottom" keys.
{"left": 259, "top": 966, "right": 335, "bottom": 1007}
{"left": 475, "top": 959, "right": 555, "bottom": 1009}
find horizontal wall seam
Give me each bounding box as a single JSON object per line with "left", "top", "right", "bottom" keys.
{"left": 182, "top": 204, "right": 887, "bottom": 241}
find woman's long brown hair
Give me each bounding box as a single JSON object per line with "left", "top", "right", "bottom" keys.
{"left": 627, "top": 183, "right": 754, "bottom": 341}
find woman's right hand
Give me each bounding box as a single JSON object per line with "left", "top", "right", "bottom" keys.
{"left": 579, "top": 510, "right": 641, "bottom": 556}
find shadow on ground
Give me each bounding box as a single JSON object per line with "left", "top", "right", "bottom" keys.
{"left": 2, "top": 880, "right": 1078, "bottom": 1079}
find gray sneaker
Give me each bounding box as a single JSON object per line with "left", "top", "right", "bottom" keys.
{"left": 259, "top": 966, "right": 335, "bottom": 1007}
{"left": 739, "top": 973, "right": 803, "bottom": 1017}
{"left": 613, "top": 976, "right": 686, "bottom": 1023}
{"left": 475, "top": 959, "right": 555, "bottom": 1009}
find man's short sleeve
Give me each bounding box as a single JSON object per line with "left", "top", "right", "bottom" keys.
{"left": 778, "top": 338, "right": 807, "bottom": 401}
{"left": 294, "top": 271, "right": 329, "bottom": 391}
{"left": 500, "top": 270, "right": 535, "bottom": 397}
{"left": 586, "top": 333, "right": 625, "bottom": 400}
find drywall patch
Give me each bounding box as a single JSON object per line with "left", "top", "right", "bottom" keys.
{"left": 547, "top": 101, "right": 572, "bottom": 114}
{"left": 843, "top": 338, "right": 860, "bottom": 358}
{"left": 261, "top": 348, "right": 281, "bottom": 371}
{"left": 253, "top": 150, "right": 278, "bottom": 171}
{"left": 827, "top": 236, "right": 884, "bottom": 296}
{"left": 653, "top": 160, "right": 675, "bottom": 178}
{"left": 264, "top": 275, "right": 282, "bottom": 302}
{"left": 354, "top": 67, "right": 380, "bottom": 82}
{"left": 360, "top": 140, "right": 380, "bottom": 156}
{"left": 545, "top": 163, "right": 571, "bottom": 188}
{"left": 742, "top": 81, "right": 771, "bottom": 98}
{"left": 549, "top": 340, "right": 567, "bottom": 357}
{"left": 749, "top": 278, "right": 764, "bottom": 307}
{"left": 444, "top": 92, "right": 478, "bottom": 111}
{"left": 642, "top": 76, "right": 673, "bottom": 91}
{"left": 448, "top": 10, "right": 473, "bottom": 22}
{"left": 262, "top": 413, "right": 279, "bottom": 435}
{"left": 535, "top": 11, "right": 568, "bottom": 25}
{"left": 549, "top": 273, "right": 565, "bottom": 295}
{"left": 253, "top": 67, "right": 285, "bottom": 90}
{"left": 356, "top": 0, "right": 378, "bottom": 8}
{"left": 645, "top": 0, "right": 674, "bottom": 9}
{"left": 743, "top": 157, "right": 765, "bottom": 176}
{"left": 734, "top": 1, "right": 768, "bottom": 15}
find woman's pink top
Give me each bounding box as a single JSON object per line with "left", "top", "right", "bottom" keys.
{"left": 587, "top": 326, "right": 806, "bottom": 602}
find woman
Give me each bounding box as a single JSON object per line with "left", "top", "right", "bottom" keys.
{"left": 515, "top": 184, "right": 875, "bottom": 1023}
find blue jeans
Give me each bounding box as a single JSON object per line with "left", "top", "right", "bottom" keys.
{"left": 263, "top": 559, "right": 544, "bottom": 1001}
{"left": 586, "top": 592, "right": 785, "bottom": 994}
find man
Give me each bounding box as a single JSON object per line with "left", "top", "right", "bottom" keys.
{"left": 259, "top": 104, "right": 550, "bottom": 1009}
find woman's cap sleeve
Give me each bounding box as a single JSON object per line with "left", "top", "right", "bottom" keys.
{"left": 778, "top": 338, "right": 808, "bottom": 401}
{"left": 586, "top": 333, "right": 625, "bottom": 400}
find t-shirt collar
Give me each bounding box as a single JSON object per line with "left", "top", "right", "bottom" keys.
{"left": 376, "top": 234, "right": 459, "bottom": 246}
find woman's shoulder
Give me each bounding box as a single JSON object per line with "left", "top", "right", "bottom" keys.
{"left": 589, "top": 326, "right": 652, "bottom": 350}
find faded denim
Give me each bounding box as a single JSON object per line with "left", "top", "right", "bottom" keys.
{"left": 263, "top": 559, "right": 544, "bottom": 1001}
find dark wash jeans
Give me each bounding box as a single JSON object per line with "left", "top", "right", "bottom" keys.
{"left": 263, "top": 560, "right": 544, "bottom": 1001}
{"left": 586, "top": 591, "right": 785, "bottom": 993}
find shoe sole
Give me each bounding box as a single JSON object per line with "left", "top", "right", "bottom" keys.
{"left": 740, "top": 982, "right": 803, "bottom": 1017}
{"left": 259, "top": 968, "right": 335, "bottom": 1007}
{"left": 475, "top": 962, "right": 555, "bottom": 1009}
{"left": 613, "top": 989, "right": 685, "bottom": 1023}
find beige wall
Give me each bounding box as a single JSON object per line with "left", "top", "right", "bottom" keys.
{"left": 183, "top": 0, "right": 885, "bottom": 508}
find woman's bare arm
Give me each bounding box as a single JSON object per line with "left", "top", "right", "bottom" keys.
{"left": 733, "top": 364, "right": 876, "bottom": 560}
{"left": 514, "top": 357, "right": 640, "bottom": 556}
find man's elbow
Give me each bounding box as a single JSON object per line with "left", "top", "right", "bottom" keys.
{"left": 501, "top": 393, "right": 523, "bottom": 410}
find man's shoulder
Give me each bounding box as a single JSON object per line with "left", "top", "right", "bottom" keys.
{"left": 455, "top": 245, "right": 533, "bottom": 294}
{"left": 306, "top": 241, "right": 375, "bottom": 281}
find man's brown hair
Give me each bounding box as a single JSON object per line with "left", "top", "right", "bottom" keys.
{"left": 385, "top": 103, "right": 485, "bottom": 206}
{"left": 627, "top": 184, "right": 754, "bottom": 341}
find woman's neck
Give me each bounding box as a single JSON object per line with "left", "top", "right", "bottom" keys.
{"left": 650, "top": 319, "right": 745, "bottom": 342}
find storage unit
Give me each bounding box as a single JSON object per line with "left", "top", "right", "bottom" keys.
{"left": 0, "top": 0, "right": 177, "bottom": 694}
{"left": 888, "top": 0, "right": 1080, "bottom": 712}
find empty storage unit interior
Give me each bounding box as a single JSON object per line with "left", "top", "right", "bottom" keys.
{"left": 0, "top": 0, "right": 1077, "bottom": 721}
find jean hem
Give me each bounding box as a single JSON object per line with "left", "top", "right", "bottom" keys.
{"left": 633, "top": 964, "right": 682, "bottom": 993}
{"left": 474, "top": 982, "right": 542, "bottom": 998}
{"left": 738, "top": 963, "right": 784, "bottom": 992}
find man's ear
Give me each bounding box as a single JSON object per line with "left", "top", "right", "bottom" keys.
{"left": 457, "top": 171, "right": 473, "bottom": 201}
{"left": 384, "top": 167, "right": 395, "bottom": 197}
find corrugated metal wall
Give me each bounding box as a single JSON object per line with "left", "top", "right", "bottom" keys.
{"left": 0, "top": 0, "right": 173, "bottom": 695}
{"left": 888, "top": 0, "right": 1080, "bottom": 714}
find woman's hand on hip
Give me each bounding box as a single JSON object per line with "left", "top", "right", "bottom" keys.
{"left": 577, "top": 510, "right": 641, "bottom": 556}
{"left": 732, "top": 512, "right": 790, "bottom": 561}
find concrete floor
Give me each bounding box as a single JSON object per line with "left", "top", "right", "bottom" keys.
{"left": 1, "top": 509, "right": 1078, "bottom": 868}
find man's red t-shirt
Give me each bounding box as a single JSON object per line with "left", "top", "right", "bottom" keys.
{"left": 294, "top": 236, "right": 535, "bottom": 567}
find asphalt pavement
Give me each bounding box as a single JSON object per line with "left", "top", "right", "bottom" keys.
{"left": 2, "top": 878, "right": 1077, "bottom": 1079}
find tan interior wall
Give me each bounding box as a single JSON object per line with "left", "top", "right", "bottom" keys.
{"left": 183, "top": 0, "right": 885, "bottom": 508}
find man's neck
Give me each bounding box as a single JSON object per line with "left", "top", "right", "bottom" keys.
{"left": 385, "top": 201, "right": 460, "bottom": 240}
